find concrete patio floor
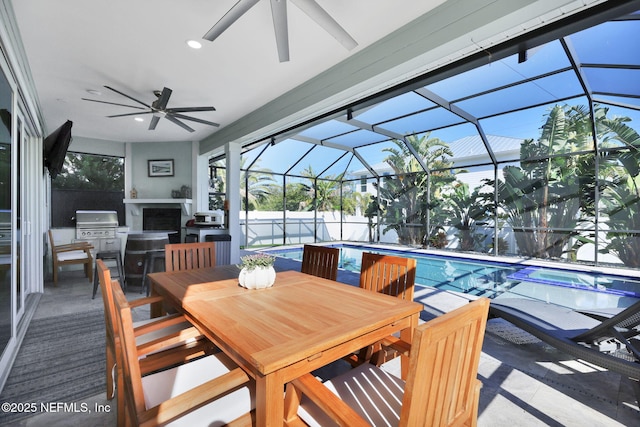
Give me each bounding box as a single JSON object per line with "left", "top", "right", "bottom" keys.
{"left": 6, "top": 255, "right": 639, "bottom": 426}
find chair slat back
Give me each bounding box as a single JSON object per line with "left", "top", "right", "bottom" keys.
{"left": 165, "top": 242, "right": 216, "bottom": 272}
{"left": 96, "top": 259, "right": 118, "bottom": 338}
{"left": 359, "top": 252, "right": 416, "bottom": 301}
{"left": 401, "top": 298, "right": 489, "bottom": 427}
{"left": 301, "top": 245, "right": 340, "bottom": 281}
{"left": 48, "top": 229, "right": 59, "bottom": 248}
{"left": 111, "top": 276, "right": 148, "bottom": 420}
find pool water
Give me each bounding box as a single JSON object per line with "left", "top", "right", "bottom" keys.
{"left": 266, "top": 244, "right": 640, "bottom": 311}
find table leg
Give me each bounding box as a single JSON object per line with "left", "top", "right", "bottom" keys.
{"left": 148, "top": 280, "right": 164, "bottom": 319}
{"left": 400, "top": 312, "right": 419, "bottom": 380}
{"left": 256, "top": 371, "right": 285, "bottom": 427}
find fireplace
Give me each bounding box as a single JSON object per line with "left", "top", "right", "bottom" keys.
{"left": 143, "top": 208, "right": 181, "bottom": 243}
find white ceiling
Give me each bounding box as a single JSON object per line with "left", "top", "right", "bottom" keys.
{"left": 12, "top": 0, "right": 447, "bottom": 144}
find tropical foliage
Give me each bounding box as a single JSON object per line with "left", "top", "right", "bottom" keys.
{"left": 241, "top": 163, "right": 277, "bottom": 210}
{"left": 232, "top": 103, "right": 640, "bottom": 269}
{"left": 376, "top": 133, "right": 454, "bottom": 246}
{"left": 299, "top": 166, "right": 356, "bottom": 214}
{"left": 481, "top": 105, "right": 596, "bottom": 259}
{"left": 53, "top": 153, "right": 124, "bottom": 190}
{"left": 475, "top": 104, "right": 639, "bottom": 265}
{"left": 440, "top": 182, "right": 486, "bottom": 252}
{"left": 211, "top": 158, "right": 277, "bottom": 210}
{"left": 234, "top": 164, "right": 360, "bottom": 214}
{"left": 597, "top": 114, "right": 640, "bottom": 267}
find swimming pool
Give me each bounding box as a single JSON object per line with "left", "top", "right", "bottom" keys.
{"left": 265, "top": 243, "right": 640, "bottom": 311}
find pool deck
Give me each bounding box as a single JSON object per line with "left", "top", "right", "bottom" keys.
{"left": 11, "top": 251, "right": 639, "bottom": 426}
{"left": 274, "top": 252, "right": 639, "bottom": 426}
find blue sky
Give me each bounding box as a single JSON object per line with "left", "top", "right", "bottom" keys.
{"left": 242, "top": 18, "right": 640, "bottom": 178}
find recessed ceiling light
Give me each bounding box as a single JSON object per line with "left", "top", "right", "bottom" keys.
{"left": 86, "top": 89, "right": 102, "bottom": 96}
{"left": 186, "top": 40, "right": 202, "bottom": 49}
{"left": 134, "top": 117, "right": 144, "bottom": 122}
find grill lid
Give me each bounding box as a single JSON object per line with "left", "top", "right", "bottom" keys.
{"left": 75, "top": 210, "right": 118, "bottom": 228}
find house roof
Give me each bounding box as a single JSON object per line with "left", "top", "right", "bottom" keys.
{"left": 347, "top": 135, "right": 523, "bottom": 177}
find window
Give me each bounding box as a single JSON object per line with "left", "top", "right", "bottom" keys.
{"left": 208, "top": 160, "right": 226, "bottom": 210}
{"left": 51, "top": 152, "right": 125, "bottom": 227}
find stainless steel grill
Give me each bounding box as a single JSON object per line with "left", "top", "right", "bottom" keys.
{"left": 75, "top": 210, "right": 118, "bottom": 239}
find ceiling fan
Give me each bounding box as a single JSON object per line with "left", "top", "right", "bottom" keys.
{"left": 82, "top": 86, "right": 219, "bottom": 132}
{"left": 203, "top": 0, "right": 358, "bottom": 62}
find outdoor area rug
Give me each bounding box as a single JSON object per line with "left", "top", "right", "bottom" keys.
{"left": 0, "top": 309, "right": 106, "bottom": 425}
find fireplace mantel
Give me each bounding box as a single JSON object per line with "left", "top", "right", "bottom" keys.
{"left": 123, "top": 198, "right": 192, "bottom": 216}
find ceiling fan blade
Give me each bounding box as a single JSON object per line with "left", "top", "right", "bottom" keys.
{"left": 153, "top": 87, "right": 172, "bottom": 110}
{"left": 81, "top": 98, "right": 146, "bottom": 110}
{"left": 107, "top": 111, "right": 152, "bottom": 118}
{"left": 171, "top": 113, "right": 220, "bottom": 127}
{"left": 290, "top": 0, "right": 357, "bottom": 50}
{"left": 203, "top": 0, "right": 260, "bottom": 41}
{"left": 270, "top": 0, "right": 289, "bottom": 62}
{"left": 165, "top": 115, "right": 195, "bottom": 132}
{"left": 149, "top": 115, "right": 161, "bottom": 130}
{"left": 104, "top": 85, "right": 152, "bottom": 108}
{"left": 167, "top": 106, "right": 216, "bottom": 113}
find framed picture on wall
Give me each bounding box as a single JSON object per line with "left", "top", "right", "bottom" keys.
{"left": 148, "top": 159, "right": 174, "bottom": 177}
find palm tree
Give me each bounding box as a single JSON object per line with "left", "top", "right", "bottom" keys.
{"left": 211, "top": 158, "right": 277, "bottom": 210}
{"left": 242, "top": 168, "right": 276, "bottom": 210}
{"left": 485, "top": 104, "right": 639, "bottom": 261}
{"left": 597, "top": 111, "right": 640, "bottom": 267}
{"left": 487, "top": 105, "right": 593, "bottom": 259}
{"left": 299, "top": 166, "right": 358, "bottom": 214}
{"left": 442, "top": 182, "right": 486, "bottom": 251}
{"left": 363, "top": 195, "right": 380, "bottom": 242}
{"left": 378, "top": 133, "right": 454, "bottom": 246}
{"left": 600, "top": 174, "right": 640, "bottom": 267}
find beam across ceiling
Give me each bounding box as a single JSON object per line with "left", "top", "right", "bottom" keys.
{"left": 199, "top": 0, "right": 613, "bottom": 156}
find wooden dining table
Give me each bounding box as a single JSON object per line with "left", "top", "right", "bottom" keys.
{"left": 148, "top": 265, "right": 423, "bottom": 426}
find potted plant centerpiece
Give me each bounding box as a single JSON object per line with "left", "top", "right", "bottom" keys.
{"left": 237, "top": 252, "right": 276, "bottom": 289}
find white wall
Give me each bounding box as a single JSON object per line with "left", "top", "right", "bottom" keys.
{"left": 129, "top": 141, "right": 193, "bottom": 199}
{"left": 240, "top": 211, "right": 398, "bottom": 246}
{"left": 124, "top": 140, "right": 196, "bottom": 233}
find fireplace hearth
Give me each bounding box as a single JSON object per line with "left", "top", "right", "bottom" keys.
{"left": 143, "top": 208, "right": 181, "bottom": 243}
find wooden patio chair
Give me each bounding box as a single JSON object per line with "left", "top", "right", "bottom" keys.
{"left": 285, "top": 298, "right": 490, "bottom": 427}
{"left": 165, "top": 241, "right": 216, "bottom": 272}
{"left": 111, "top": 271, "right": 255, "bottom": 426}
{"left": 301, "top": 244, "right": 340, "bottom": 281}
{"left": 96, "top": 260, "right": 216, "bottom": 426}
{"left": 359, "top": 252, "right": 416, "bottom": 299}
{"left": 345, "top": 252, "right": 417, "bottom": 367}
{"left": 48, "top": 229, "right": 93, "bottom": 286}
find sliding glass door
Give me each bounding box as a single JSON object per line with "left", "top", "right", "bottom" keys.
{"left": 0, "top": 66, "right": 13, "bottom": 358}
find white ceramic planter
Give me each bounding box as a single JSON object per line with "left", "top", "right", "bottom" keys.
{"left": 238, "top": 266, "right": 276, "bottom": 289}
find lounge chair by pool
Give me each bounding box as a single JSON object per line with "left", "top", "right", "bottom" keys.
{"left": 489, "top": 297, "right": 640, "bottom": 403}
